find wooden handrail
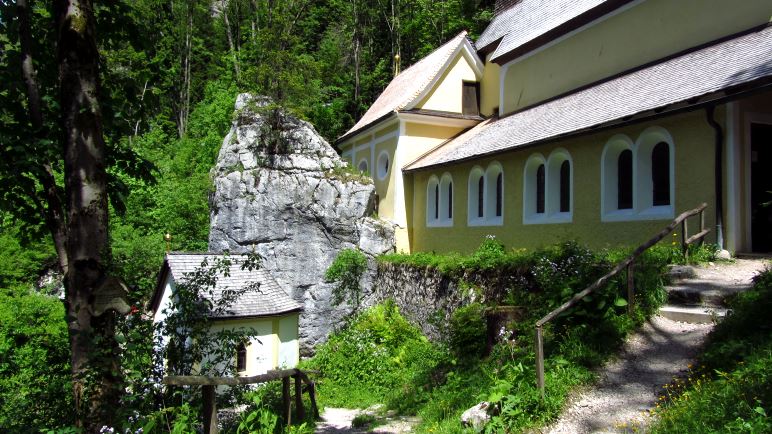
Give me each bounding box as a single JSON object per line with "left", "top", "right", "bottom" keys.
{"left": 164, "top": 368, "right": 319, "bottom": 434}
{"left": 535, "top": 203, "right": 710, "bottom": 397}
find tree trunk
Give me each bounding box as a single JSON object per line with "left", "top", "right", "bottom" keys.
{"left": 17, "top": 0, "right": 69, "bottom": 274}
{"left": 54, "top": 0, "right": 120, "bottom": 430}
{"left": 222, "top": 6, "right": 241, "bottom": 82}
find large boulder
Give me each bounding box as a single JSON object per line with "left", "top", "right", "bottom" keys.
{"left": 209, "top": 94, "right": 395, "bottom": 353}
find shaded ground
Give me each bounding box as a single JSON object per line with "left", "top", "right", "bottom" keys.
{"left": 315, "top": 407, "right": 419, "bottom": 434}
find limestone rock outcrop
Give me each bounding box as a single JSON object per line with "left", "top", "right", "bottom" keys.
{"left": 209, "top": 94, "right": 395, "bottom": 353}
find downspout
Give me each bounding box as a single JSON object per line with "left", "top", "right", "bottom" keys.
{"left": 706, "top": 106, "right": 724, "bottom": 251}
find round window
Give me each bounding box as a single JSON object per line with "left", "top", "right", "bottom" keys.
{"left": 377, "top": 151, "right": 390, "bottom": 180}
{"left": 358, "top": 160, "right": 368, "bottom": 174}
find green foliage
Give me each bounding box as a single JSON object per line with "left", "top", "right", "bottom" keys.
{"left": 449, "top": 303, "right": 487, "bottom": 359}
{"left": 651, "top": 267, "right": 772, "bottom": 433}
{"left": 0, "top": 287, "right": 73, "bottom": 431}
{"left": 305, "top": 300, "right": 446, "bottom": 409}
{"left": 325, "top": 248, "right": 368, "bottom": 310}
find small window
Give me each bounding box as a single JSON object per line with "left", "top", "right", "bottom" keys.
{"left": 559, "top": 160, "right": 570, "bottom": 213}
{"left": 651, "top": 142, "right": 670, "bottom": 206}
{"left": 357, "top": 159, "right": 368, "bottom": 174}
{"left": 462, "top": 82, "right": 480, "bottom": 117}
{"left": 617, "top": 150, "right": 633, "bottom": 210}
{"left": 434, "top": 184, "right": 439, "bottom": 220}
{"left": 495, "top": 172, "right": 503, "bottom": 217}
{"left": 236, "top": 343, "right": 247, "bottom": 372}
{"left": 536, "top": 164, "right": 545, "bottom": 214}
{"left": 477, "top": 176, "right": 484, "bottom": 218}
{"left": 377, "top": 151, "right": 390, "bottom": 180}
{"left": 447, "top": 182, "right": 453, "bottom": 219}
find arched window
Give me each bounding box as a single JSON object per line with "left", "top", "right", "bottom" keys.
{"left": 495, "top": 173, "right": 503, "bottom": 217}
{"left": 357, "top": 159, "right": 368, "bottom": 174}
{"left": 601, "top": 127, "right": 674, "bottom": 221}
{"left": 559, "top": 160, "right": 571, "bottom": 213}
{"left": 477, "top": 176, "right": 484, "bottom": 218}
{"left": 536, "top": 164, "right": 545, "bottom": 214}
{"left": 427, "top": 176, "right": 440, "bottom": 225}
{"left": 434, "top": 184, "right": 440, "bottom": 219}
{"left": 468, "top": 167, "right": 486, "bottom": 225}
{"left": 617, "top": 149, "right": 633, "bottom": 210}
{"left": 447, "top": 182, "right": 453, "bottom": 219}
{"left": 440, "top": 173, "right": 454, "bottom": 222}
{"left": 236, "top": 342, "right": 247, "bottom": 372}
{"left": 651, "top": 142, "right": 670, "bottom": 206}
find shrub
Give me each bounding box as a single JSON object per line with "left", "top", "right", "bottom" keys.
{"left": 449, "top": 303, "right": 487, "bottom": 359}
{"left": 325, "top": 248, "right": 368, "bottom": 310}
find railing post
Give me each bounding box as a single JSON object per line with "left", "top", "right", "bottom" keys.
{"left": 294, "top": 373, "right": 305, "bottom": 421}
{"left": 535, "top": 325, "right": 545, "bottom": 399}
{"left": 282, "top": 376, "right": 291, "bottom": 426}
{"left": 681, "top": 219, "right": 688, "bottom": 261}
{"left": 202, "top": 385, "right": 218, "bottom": 434}
{"left": 627, "top": 260, "right": 635, "bottom": 317}
{"left": 700, "top": 209, "right": 706, "bottom": 246}
{"left": 308, "top": 382, "right": 320, "bottom": 419}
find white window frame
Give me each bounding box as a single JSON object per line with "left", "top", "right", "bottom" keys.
{"left": 485, "top": 162, "right": 504, "bottom": 225}
{"left": 524, "top": 151, "right": 573, "bottom": 224}
{"left": 467, "top": 166, "right": 487, "bottom": 226}
{"left": 600, "top": 127, "right": 675, "bottom": 222}
{"left": 523, "top": 153, "right": 547, "bottom": 224}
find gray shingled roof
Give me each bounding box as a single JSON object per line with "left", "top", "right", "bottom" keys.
{"left": 476, "top": 0, "right": 606, "bottom": 58}
{"left": 339, "top": 31, "right": 471, "bottom": 142}
{"left": 406, "top": 26, "right": 772, "bottom": 171}
{"left": 162, "top": 253, "right": 302, "bottom": 318}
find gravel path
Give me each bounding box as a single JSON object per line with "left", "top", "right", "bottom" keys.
{"left": 546, "top": 316, "right": 712, "bottom": 433}
{"left": 547, "top": 258, "right": 769, "bottom": 433}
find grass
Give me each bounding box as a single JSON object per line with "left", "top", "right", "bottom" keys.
{"left": 650, "top": 266, "right": 772, "bottom": 433}
{"left": 308, "top": 239, "right": 678, "bottom": 432}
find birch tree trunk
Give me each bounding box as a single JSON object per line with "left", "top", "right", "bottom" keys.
{"left": 54, "top": 0, "right": 121, "bottom": 429}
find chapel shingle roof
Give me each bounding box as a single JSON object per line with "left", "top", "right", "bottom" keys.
{"left": 477, "top": 0, "right": 609, "bottom": 60}
{"left": 338, "top": 31, "right": 471, "bottom": 142}
{"left": 161, "top": 253, "right": 303, "bottom": 319}
{"left": 405, "top": 25, "right": 772, "bottom": 172}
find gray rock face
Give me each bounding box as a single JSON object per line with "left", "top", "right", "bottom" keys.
{"left": 209, "top": 94, "right": 395, "bottom": 353}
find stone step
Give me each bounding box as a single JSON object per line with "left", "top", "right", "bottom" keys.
{"left": 659, "top": 304, "right": 728, "bottom": 324}
{"left": 665, "top": 264, "right": 697, "bottom": 281}
{"left": 665, "top": 279, "right": 750, "bottom": 308}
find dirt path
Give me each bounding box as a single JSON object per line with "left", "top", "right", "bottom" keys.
{"left": 315, "top": 407, "right": 419, "bottom": 434}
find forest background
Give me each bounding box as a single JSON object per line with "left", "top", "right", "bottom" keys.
{"left": 0, "top": 0, "right": 493, "bottom": 430}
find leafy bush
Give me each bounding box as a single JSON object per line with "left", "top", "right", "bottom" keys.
{"left": 651, "top": 267, "right": 772, "bottom": 433}
{"left": 324, "top": 248, "right": 368, "bottom": 310}
{"left": 305, "top": 300, "right": 446, "bottom": 409}
{"left": 0, "top": 287, "right": 73, "bottom": 431}
{"left": 449, "top": 303, "right": 487, "bottom": 359}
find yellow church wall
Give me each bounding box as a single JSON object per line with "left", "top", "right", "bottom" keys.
{"left": 416, "top": 53, "right": 478, "bottom": 113}
{"left": 480, "top": 54, "right": 500, "bottom": 117}
{"left": 374, "top": 137, "right": 399, "bottom": 223}
{"left": 410, "top": 111, "right": 718, "bottom": 253}
{"left": 500, "top": 0, "right": 771, "bottom": 114}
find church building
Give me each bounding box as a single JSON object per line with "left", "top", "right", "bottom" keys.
{"left": 336, "top": 0, "right": 772, "bottom": 255}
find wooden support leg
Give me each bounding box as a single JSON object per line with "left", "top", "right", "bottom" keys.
{"left": 202, "top": 385, "right": 218, "bottom": 434}
{"left": 282, "top": 376, "right": 291, "bottom": 426}
{"left": 535, "top": 326, "right": 545, "bottom": 399}
{"left": 627, "top": 261, "right": 635, "bottom": 317}
{"left": 294, "top": 374, "right": 305, "bottom": 421}
{"left": 308, "top": 382, "right": 320, "bottom": 419}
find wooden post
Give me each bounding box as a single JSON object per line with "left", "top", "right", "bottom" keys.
{"left": 308, "top": 382, "right": 320, "bottom": 419}
{"left": 294, "top": 374, "right": 305, "bottom": 421}
{"left": 700, "top": 209, "right": 706, "bottom": 246}
{"left": 535, "top": 325, "right": 545, "bottom": 399}
{"left": 282, "top": 376, "right": 291, "bottom": 426}
{"left": 627, "top": 261, "right": 635, "bottom": 316}
{"left": 202, "top": 385, "right": 218, "bottom": 434}
{"left": 681, "top": 219, "right": 688, "bottom": 260}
